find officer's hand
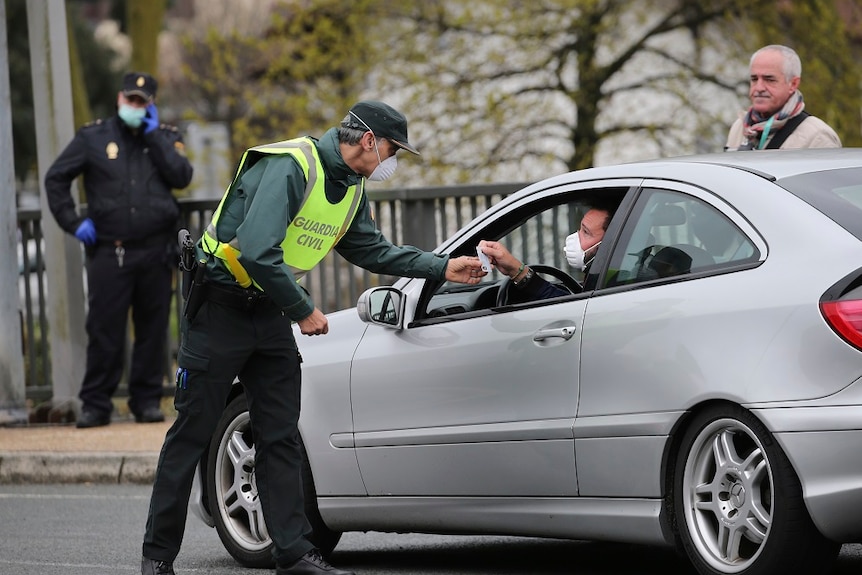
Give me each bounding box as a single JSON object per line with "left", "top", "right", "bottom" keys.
{"left": 445, "top": 255, "right": 485, "bottom": 285}
{"left": 298, "top": 308, "right": 329, "bottom": 336}
{"left": 142, "top": 103, "right": 159, "bottom": 134}
{"left": 74, "top": 218, "right": 97, "bottom": 246}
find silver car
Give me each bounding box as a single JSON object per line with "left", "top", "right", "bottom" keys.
{"left": 191, "top": 149, "right": 862, "bottom": 575}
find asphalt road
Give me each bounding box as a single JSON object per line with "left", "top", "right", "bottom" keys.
{"left": 1, "top": 484, "right": 860, "bottom": 575}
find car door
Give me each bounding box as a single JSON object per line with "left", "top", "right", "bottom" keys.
{"left": 349, "top": 185, "right": 631, "bottom": 497}
{"left": 575, "top": 183, "right": 765, "bottom": 499}
{"left": 350, "top": 297, "right": 587, "bottom": 497}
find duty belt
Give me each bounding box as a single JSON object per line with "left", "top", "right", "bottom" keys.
{"left": 205, "top": 282, "right": 280, "bottom": 313}
{"left": 96, "top": 234, "right": 172, "bottom": 249}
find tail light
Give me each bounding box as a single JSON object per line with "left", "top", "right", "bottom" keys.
{"left": 820, "top": 300, "right": 862, "bottom": 350}
{"left": 821, "top": 269, "right": 862, "bottom": 351}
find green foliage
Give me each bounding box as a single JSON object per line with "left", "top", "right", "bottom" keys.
{"left": 67, "top": 4, "right": 124, "bottom": 123}
{"left": 6, "top": 0, "right": 36, "bottom": 182}
{"left": 745, "top": 0, "right": 862, "bottom": 146}
{"left": 7, "top": 0, "right": 123, "bottom": 183}
{"left": 178, "top": 0, "right": 381, "bottom": 161}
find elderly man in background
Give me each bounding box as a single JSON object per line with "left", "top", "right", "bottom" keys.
{"left": 725, "top": 44, "right": 841, "bottom": 150}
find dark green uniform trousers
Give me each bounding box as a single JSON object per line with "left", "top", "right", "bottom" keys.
{"left": 142, "top": 294, "right": 313, "bottom": 566}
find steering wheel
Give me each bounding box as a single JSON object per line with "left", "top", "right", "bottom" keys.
{"left": 495, "top": 264, "right": 582, "bottom": 307}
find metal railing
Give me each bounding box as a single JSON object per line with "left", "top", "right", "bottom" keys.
{"left": 16, "top": 183, "right": 525, "bottom": 401}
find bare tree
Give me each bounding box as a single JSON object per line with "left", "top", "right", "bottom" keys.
{"left": 374, "top": 0, "right": 857, "bottom": 185}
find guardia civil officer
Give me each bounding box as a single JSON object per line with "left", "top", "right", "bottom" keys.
{"left": 45, "top": 72, "right": 193, "bottom": 428}
{"left": 140, "top": 101, "right": 485, "bottom": 575}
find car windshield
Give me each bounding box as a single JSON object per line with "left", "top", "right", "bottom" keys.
{"left": 779, "top": 167, "right": 862, "bottom": 240}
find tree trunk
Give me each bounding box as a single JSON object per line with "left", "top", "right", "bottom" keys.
{"left": 127, "top": 0, "right": 166, "bottom": 75}
{"left": 66, "top": 11, "right": 91, "bottom": 130}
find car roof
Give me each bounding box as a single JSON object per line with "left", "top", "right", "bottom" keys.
{"left": 442, "top": 149, "right": 862, "bottom": 250}
{"left": 652, "top": 148, "right": 862, "bottom": 180}
{"left": 514, "top": 148, "right": 861, "bottom": 196}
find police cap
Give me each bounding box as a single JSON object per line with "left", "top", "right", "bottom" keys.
{"left": 122, "top": 72, "right": 157, "bottom": 101}
{"left": 343, "top": 100, "right": 419, "bottom": 155}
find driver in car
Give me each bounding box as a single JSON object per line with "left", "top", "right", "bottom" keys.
{"left": 479, "top": 206, "right": 611, "bottom": 300}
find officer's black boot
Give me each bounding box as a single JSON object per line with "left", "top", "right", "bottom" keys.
{"left": 141, "top": 556, "right": 175, "bottom": 575}
{"left": 276, "top": 549, "right": 355, "bottom": 575}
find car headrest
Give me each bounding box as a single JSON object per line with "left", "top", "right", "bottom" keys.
{"left": 650, "top": 204, "right": 686, "bottom": 226}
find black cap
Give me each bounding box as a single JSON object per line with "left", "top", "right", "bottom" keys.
{"left": 122, "top": 72, "right": 157, "bottom": 101}
{"left": 343, "top": 100, "right": 419, "bottom": 155}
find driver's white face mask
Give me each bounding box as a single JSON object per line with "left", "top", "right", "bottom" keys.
{"left": 564, "top": 231, "right": 600, "bottom": 270}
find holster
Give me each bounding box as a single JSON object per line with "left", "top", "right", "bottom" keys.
{"left": 178, "top": 229, "right": 197, "bottom": 300}
{"left": 183, "top": 263, "right": 208, "bottom": 321}
{"left": 181, "top": 266, "right": 195, "bottom": 300}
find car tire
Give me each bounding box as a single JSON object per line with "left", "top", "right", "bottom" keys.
{"left": 671, "top": 404, "right": 838, "bottom": 575}
{"left": 206, "top": 392, "right": 342, "bottom": 568}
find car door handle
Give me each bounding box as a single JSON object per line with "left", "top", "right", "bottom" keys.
{"left": 533, "top": 326, "right": 576, "bottom": 341}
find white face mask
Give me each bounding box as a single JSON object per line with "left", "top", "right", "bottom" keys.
{"left": 564, "top": 231, "right": 600, "bottom": 270}
{"left": 368, "top": 142, "right": 397, "bottom": 181}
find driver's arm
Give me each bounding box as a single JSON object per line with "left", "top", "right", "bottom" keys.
{"left": 514, "top": 270, "right": 570, "bottom": 300}
{"left": 479, "top": 240, "right": 570, "bottom": 301}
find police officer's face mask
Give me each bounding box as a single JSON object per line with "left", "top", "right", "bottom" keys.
{"left": 349, "top": 110, "right": 398, "bottom": 181}
{"left": 368, "top": 141, "right": 397, "bottom": 182}
{"left": 118, "top": 104, "right": 147, "bottom": 128}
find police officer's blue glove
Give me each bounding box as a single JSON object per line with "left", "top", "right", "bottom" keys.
{"left": 142, "top": 103, "right": 159, "bottom": 134}
{"left": 74, "top": 218, "right": 97, "bottom": 246}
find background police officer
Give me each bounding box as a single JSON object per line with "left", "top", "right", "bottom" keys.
{"left": 45, "top": 72, "right": 194, "bottom": 428}
{"left": 140, "top": 101, "right": 483, "bottom": 575}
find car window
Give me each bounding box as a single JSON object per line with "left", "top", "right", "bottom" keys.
{"left": 779, "top": 167, "right": 862, "bottom": 240}
{"left": 419, "top": 190, "right": 627, "bottom": 320}
{"left": 604, "top": 189, "right": 758, "bottom": 288}
{"left": 496, "top": 202, "right": 587, "bottom": 279}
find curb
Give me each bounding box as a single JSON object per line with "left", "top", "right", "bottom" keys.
{"left": 0, "top": 452, "right": 159, "bottom": 485}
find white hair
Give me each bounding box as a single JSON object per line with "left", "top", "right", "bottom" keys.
{"left": 751, "top": 44, "right": 802, "bottom": 80}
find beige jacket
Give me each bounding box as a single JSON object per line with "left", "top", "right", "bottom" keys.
{"left": 725, "top": 114, "right": 841, "bottom": 151}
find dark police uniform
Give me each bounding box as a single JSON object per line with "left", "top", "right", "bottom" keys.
{"left": 45, "top": 112, "right": 193, "bottom": 421}
{"left": 142, "top": 117, "right": 447, "bottom": 573}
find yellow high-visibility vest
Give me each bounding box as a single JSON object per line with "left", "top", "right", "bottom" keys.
{"left": 202, "top": 137, "right": 363, "bottom": 287}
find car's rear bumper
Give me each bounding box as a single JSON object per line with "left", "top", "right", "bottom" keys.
{"left": 753, "top": 404, "right": 862, "bottom": 542}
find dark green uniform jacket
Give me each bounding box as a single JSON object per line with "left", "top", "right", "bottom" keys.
{"left": 203, "top": 127, "right": 449, "bottom": 321}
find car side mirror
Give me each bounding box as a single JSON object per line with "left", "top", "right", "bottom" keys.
{"left": 357, "top": 287, "right": 405, "bottom": 329}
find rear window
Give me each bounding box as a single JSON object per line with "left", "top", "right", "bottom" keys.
{"left": 779, "top": 167, "right": 862, "bottom": 240}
